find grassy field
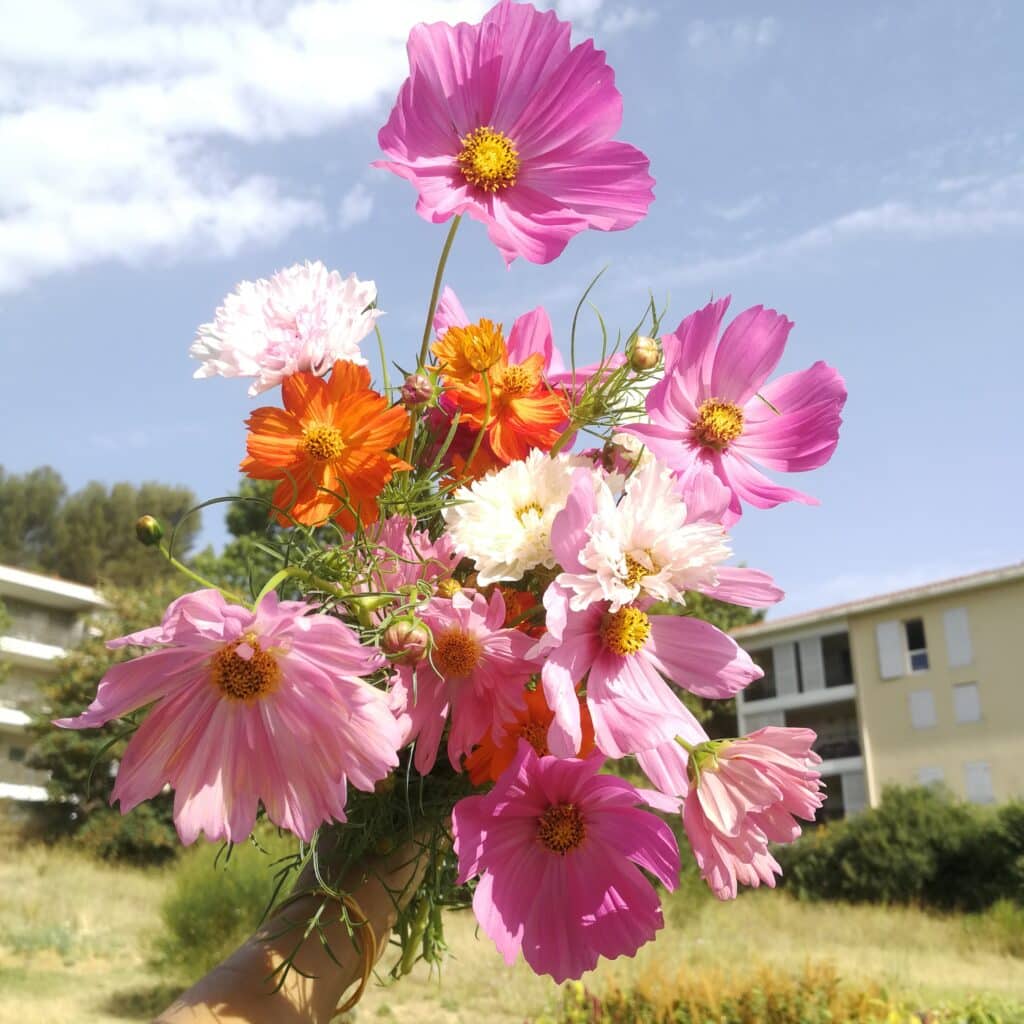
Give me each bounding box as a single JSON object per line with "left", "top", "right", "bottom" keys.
{"left": 0, "top": 844, "right": 1021, "bottom": 1024}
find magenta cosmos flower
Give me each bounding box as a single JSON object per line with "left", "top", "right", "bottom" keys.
{"left": 679, "top": 728, "right": 824, "bottom": 900}
{"left": 453, "top": 742, "right": 680, "bottom": 981}
{"left": 56, "top": 590, "right": 402, "bottom": 844}
{"left": 622, "top": 297, "right": 847, "bottom": 525}
{"left": 376, "top": 0, "right": 654, "bottom": 265}
{"left": 389, "top": 589, "right": 537, "bottom": 773}
{"left": 536, "top": 590, "right": 760, "bottom": 759}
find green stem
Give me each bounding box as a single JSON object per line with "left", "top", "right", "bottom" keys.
{"left": 463, "top": 372, "right": 492, "bottom": 473}
{"left": 548, "top": 417, "right": 579, "bottom": 458}
{"left": 676, "top": 736, "right": 698, "bottom": 755}
{"left": 376, "top": 323, "right": 391, "bottom": 396}
{"left": 160, "top": 546, "right": 247, "bottom": 606}
{"left": 254, "top": 566, "right": 404, "bottom": 609}
{"left": 416, "top": 216, "right": 462, "bottom": 372}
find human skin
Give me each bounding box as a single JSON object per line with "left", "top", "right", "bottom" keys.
{"left": 154, "top": 834, "right": 427, "bottom": 1024}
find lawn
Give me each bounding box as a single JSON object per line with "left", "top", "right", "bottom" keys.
{"left": 0, "top": 844, "right": 1021, "bottom": 1024}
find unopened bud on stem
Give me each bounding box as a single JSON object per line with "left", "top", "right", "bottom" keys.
{"left": 381, "top": 618, "right": 430, "bottom": 663}
{"left": 401, "top": 373, "right": 434, "bottom": 407}
{"left": 629, "top": 335, "right": 660, "bottom": 372}
{"left": 135, "top": 515, "right": 164, "bottom": 546}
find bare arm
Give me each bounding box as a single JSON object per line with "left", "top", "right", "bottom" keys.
{"left": 154, "top": 837, "right": 426, "bottom": 1024}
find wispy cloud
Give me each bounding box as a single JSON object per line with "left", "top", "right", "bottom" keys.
{"left": 707, "top": 194, "right": 767, "bottom": 222}
{"left": 338, "top": 183, "right": 375, "bottom": 232}
{"left": 601, "top": 6, "right": 657, "bottom": 35}
{"left": 0, "top": 1, "right": 491, "bottom": 294}
{"left": 686, "top": 17, "right": 779, "bottom": 64}
{"left": 661, "top": 172, "right": 1024, "bottom": 286}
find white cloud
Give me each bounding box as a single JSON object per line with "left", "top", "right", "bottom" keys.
{"left": 601, "top": 6, "right": 656, "bottom": 35}
{"left": 707, "top": 194, "right": 766, "bottom": 222}
{"left": 663, "top": 172, "right": 1024, "bottom": 286}
{"left": 338, "top": 182, "right": 375, "bottom": 231}
{"left": 686, "top": 16, "right": 779, "bottom": 63}
{"left": 0, "top": 1, "right": 490, "bottom": 294}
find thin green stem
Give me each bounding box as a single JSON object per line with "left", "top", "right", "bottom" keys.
{"left": 676, "top": 735, "right": 698, "bottom": 755}
{"left": 463, "top": 372, "right": 492, "bottom": 472}
{"left": 416, "top": 215, "right": 462, "bottom": 371}
{"left": 375, "top": 323, "right": 391, "bottom": 396}
{"left": 160, "top": 546, "right": 247, "bottom": 606}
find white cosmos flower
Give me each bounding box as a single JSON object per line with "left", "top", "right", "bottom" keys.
{"left": 556, "top": 458, "right": 733, "bottom": 611}
{"left": 190, "top": 261, "right": 381, "bottom": 395}
{"left": 443, "top": 450, "right": 589, "bottom": 585}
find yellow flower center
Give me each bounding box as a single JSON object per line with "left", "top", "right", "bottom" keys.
{"left": 518, "top": 721, "right": 550, "bottom": 757}
{"left": 435, "top": 578, "right": 463, "bottom": 599}
{"left": 515, "top": 502, "right": 544, "bottom": 525}
{"left": 211, "top": 633, "right": 281, "bottom": 702}
{"left": 457, "top": 126, "right": 520, "bottom": 192}
{"left": 693, "top": 398, "right": 745, "bottom": 450}
{"left": 600, "top": 606, "right": 651, "bottom": 656}
{"left": 624, "top": 554, "right": 653, "bottom": 587}
{"left": 499, "top": 363, "right": 540, "bottom": 397}
{"left": 440, "top": 320, "right": 507, "bottom": 373}
{"left": 537, "top": 803, "right": 586, "bottom": 854}
{"left": 302, "top": 424, "right": 346, "bottom": 462}
{"left": 433, "top": 627, "right": 482, "bottom": 677}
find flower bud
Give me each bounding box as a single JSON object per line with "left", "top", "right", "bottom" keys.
{"left": 381, "top": 619, "right": 430, "bottom": 663}
{"left": 134, "top": 515, "right": 164, "bottom": 546}
{"left": 435, "top": 578, "right": 462, "bottom": 599}
{"left": 629, "top": 335, "right": 660, "bottom": 372}
{"left": 400, "top": 373, "right": 434, "bottom": 407}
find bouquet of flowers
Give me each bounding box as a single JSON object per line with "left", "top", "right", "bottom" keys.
{"left": 59, "top": 0, "right": 846, "bottom": 1008}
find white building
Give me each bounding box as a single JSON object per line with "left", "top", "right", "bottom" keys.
{"left": 0, "top": 565, "right": 105, "bottom": 802}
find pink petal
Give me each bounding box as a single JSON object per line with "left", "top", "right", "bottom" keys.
{"left": 700, "top": 567, "right": 784, "bottom": 608}
{"left": 709, "top": 305, "right": 792, "bottom": 405}
{"left": 646, "top": 615, "right": 761, "bottom": 699}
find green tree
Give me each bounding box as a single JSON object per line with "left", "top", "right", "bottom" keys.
{"left": 0, "top": 466, "right": 201, "bottom": 587}
{"left": 26, "top": 580, "right": 190, "bottom": 861}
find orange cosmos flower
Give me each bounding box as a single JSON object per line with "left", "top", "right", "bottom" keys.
{"left": 241, "top": 360, "right": 411, "bottom": 529}
{"left": 431, "top": 319, "right": 570, "bottom": 465}
{"left": 465, "top": 686, "right": 595, "bottom": 786}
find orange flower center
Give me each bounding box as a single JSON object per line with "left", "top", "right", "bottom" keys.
{"left": 693, "top": 398, "right": 745, "bottom": 449}
{"left": 537, "top": 803, "right": 586, "bottom": 854}
{"left": 499, "top": 363, "right": 540, "bottom": 397}
{"left": 211, "top": 634, "right": 280, "bottom": 702}
{"left": 435, "top": 578, "right": 463, "bottom": 599}
{"left": 518, "top": 721, "right": 550, "bottom": 757}
{"left": 302, "top": 424, "right": 346, "bottom": 461}
{"left": 600, "top": 607, "right": 651, "bottom": 656}
{"left": 624, "top": 554, "right": 653, "bottom": 587}
{"left": 433, "top": 627, "right": 482, "bottom": 677}
{"left": 457, "top": 126, "right": 519, "bottom": 192}
{"left": 440, "top": 320, "right": 507, "bottom": 374}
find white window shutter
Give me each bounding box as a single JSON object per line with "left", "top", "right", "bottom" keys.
{"left": 744, "top": 709, "right": 785, "bottom": 731}
{"left": 773, "top": 643, "right": 799, "bottom": 695}
{"left": 953, "top": 682, "right": 981, "bottom": 723}
{"left": 944, "top": 607, "right": 973, "bottom": 668}
{"left": 909, "top": 690, "right": 937, "bottom": 729}
{"left": 841, "top": 771, "right": 867, "bottom": 815}
{"left": 876, "top": 621, "right": 904, "bottom": 679}
{"left": 798, "top": 637, "right": 825, "bottom": 691}
{"left": 917, "top": 766, "right": 945, "bottom": 786}
{"left": 964, "top": 762, "right": 994, "bottom": 804}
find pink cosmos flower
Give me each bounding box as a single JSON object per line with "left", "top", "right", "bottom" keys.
{"left": 389, "top": 589, "right": 538, "bottom": 773}
{"left": 360, "top": 514, "right": 460, "bottom": 595}
{"left": 190, "top": 261, "right": 380, "bottom": 396}
{"left": 55, "top": 590, "right": 402, "bottom": 844}
{"left": 678, "top": 728, "right": 824, "bottom": 900}
{"left": 376, "top": 1, "right": 654, "bottom": 265}
{"left": 622, "top": 297, "right": 846, "bottom": 525}
{"left": 452, "top": 742, "right": 680, "bottom": 982}
{"left": 535, "top": 590, "right": 761, "bottom": 759}
{"left": 551, "top": 461, "right": 782, "bottom": 613}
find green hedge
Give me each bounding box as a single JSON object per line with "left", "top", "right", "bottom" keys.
{"left": 775, "top": 786, "right": 1024, "bottom": 911}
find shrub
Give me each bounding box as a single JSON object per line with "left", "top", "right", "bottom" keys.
{"left": 75, "top": 804, "right": 178, "bottom": 867}
{"left": 776, "top": 787, "right": 1024, "bottom": 912}
{"left": 150, "top": 829, "right": 296, "bottom": 980}
{"left": 961, "top": 899, "right": 1024, "bottom": 960}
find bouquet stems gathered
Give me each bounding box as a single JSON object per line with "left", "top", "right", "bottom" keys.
{"left": 59, "top": 0, "right": 848, "bottom": 1004}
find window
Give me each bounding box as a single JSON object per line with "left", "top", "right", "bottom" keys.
{"left": 905, "top": 618, "right": 929, "bottom": 672}
{"left": 917, "top": 766, "right": 945, "bottom": 787}
{"left": 953, "top": 682, "right": 981, "bottom": 723}
{"left": 909, "top": 689, "right": 937, "bottom": 729}
{"left": 7, "top": 746, "right": 26, "bottom": 763}
{"left": 964, "top": 761, "right": 994, "bottom": 804}
{"left": 876, "top": 621, "right": 904, "bottom": 679}
{"left": 744, "top": 649, "right": 777, "bottom": 702}
{"left": 821, "top": 633, "right": 853, "bottom": 687}
{"left": 943, "top": 607, "right": 973, "bottom": 667}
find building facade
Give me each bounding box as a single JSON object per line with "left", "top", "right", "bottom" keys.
{"left": 0, "top": 565, "right": 105, "bottom": 802}
{"left": 732, "top": 563, "right": 1024, "bottom": 819}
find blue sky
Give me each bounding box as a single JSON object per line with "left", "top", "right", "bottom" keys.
{"left": 2, "top": 0, "right": 1021, "bottom": 615}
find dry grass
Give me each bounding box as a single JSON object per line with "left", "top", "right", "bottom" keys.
{"left": 1, "top": 844, "right": 1021, "bottom": 1024}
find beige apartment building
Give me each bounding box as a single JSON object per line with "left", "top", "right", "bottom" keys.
{"left": 0, "top": 565, "right": 105, "bottom": 802}
{"left": 733, "top": 563, "right": 1024, "bottom": 820}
